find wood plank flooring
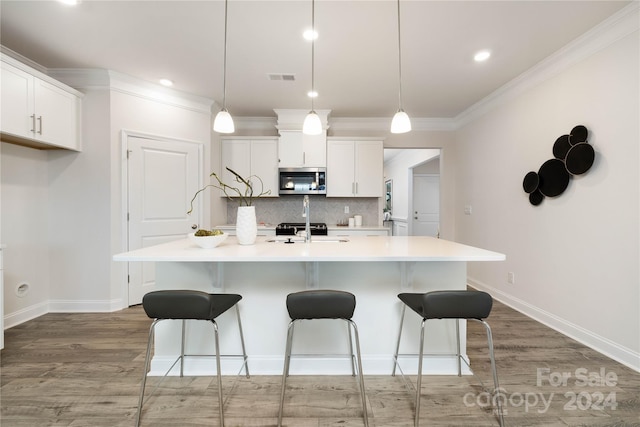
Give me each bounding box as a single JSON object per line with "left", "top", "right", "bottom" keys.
{"left": 1, "top": 299, "right": 639, "bottom": 426}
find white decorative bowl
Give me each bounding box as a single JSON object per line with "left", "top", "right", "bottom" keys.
{"left": 188, "top": 232, "right": 227, "bottom": 249}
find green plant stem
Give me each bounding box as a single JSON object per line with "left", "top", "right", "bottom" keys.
{"left": 187, "top": 167, "right": 270, "bottom": 214}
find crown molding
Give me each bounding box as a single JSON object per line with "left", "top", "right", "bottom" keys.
{"left": 455, "top": 2, "right": 639, "bottom": 128}
{"left": 49, "top": 69, "right": 214, "bottom": 115}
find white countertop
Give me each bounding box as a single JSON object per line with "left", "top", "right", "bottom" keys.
{"left": 113, "top": 235, "right": 505, "bottom": 263}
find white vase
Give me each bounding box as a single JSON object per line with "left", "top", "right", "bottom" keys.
{"left": 236, "top": 206, "right": 258, "bottom": 245}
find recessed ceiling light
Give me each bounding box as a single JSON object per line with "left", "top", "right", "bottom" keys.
{"left": 58, "top": 0, "right": 79, "bottom": 5}
{"left": 159, "top": 79, "right": 174, "bottom": 87}
{"left": 303, "top": 29, "right": 318, "bottom": 41}
{"left": 307, "top": 91, "right": 318, "bottom": 98}
{"left": 474, "top": 50, "right": 491, "bottom": 62}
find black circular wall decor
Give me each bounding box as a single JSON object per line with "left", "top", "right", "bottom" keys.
{"left": 523, "top": 124, "right": 596, "bottom": 206}
{"left": 529, "top": 189, "right": 544, "bottom": 206}
{"left": 570, "top": 125, "right": 588, "bottom": 144}
{"left": 553, "top": 135, "right": 572, "bottom": 159}
{"left": 538, "top": 159, "right": 570, "bottom": 197}
{"left": 523, "top": 171, "right": 539, "bottom": 193}
{"left": 565, "top": 143, "right": 595, "bottom": 175}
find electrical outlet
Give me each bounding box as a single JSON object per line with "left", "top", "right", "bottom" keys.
{"left": 464, "top": 205, "right": 472, "bottom": 215}
{"left": 344, "top": 206, "right": 349, "bottom": 214}
{"left": 507, "top": 272, "right": 515, "bottom": 284}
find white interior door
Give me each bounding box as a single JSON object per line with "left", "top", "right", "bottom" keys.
{"left": 127, "top": 135, "right": 202, "bottom": 305}
{"left": 412, "top": 174, "right": 440, "bottom": 237}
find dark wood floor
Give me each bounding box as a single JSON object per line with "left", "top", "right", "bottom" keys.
{"left": 1, "top": 299, "right": 639, "bottom": 426}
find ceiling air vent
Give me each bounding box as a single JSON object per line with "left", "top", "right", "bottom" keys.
{"left": 268, "top": 73, "right": 296, "bottom": 81}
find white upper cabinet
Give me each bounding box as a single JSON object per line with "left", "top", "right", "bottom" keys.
{"left": 327, "top": 139, "right": 383, "bottom": 197}
{"left": 278, "top": 131, "right": 326, "bottom": 168}
{"left": 221, "top": 138, "right": 279, "bottom": 197}
{"left": 1, "top": 56, "right": 82, "bottom": 151}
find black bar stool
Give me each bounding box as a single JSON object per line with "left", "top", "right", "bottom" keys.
{"left": 136, "top": 290, "right": 249, "bottom": 427}
{"left": 392, "top": 290, "right": 504, "bottom": 427}
{"left": 278, "top": 290, "right": 369, "bottom": 427}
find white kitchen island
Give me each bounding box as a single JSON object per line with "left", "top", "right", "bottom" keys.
{"left": 114, "top": 235, "right": 505, "bottom": 376}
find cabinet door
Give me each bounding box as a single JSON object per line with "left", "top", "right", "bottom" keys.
{"left": 302, "top": 133, "right": 326, "bottom": 167}
{"left": 1, "top": 61, "right": 34, "bottom": 139}
{"left": 278, "top": 131, "right": 326, "bottom": 167}
{"left": 326, "top": 140, "right": 356, "bottom": 197}
{"left": 221, "top": 139, "right": 251, "bottom": 197}
{"left": 250, "top": 139, "right": 279, "bottom": 197}
{"left": 34, "top": 79, "right": 80, "bottom": 150}
{"left": 278, "top": 131, "right": 303, "bottom": 167}
{"left": 354, "top": 140, "right": 383, "bottom": 197}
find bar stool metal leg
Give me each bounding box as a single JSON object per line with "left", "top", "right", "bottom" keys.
{"left": 180, "top": 319, "right": 186, "bottom": 377}
{"left": 235, "top": 305, "right": 250, "bottom": 377}
{"left": 348, "top": 319, "right": 369, "bottom": 427}
{"left": 456, "top": 319, "right": 462, "bottom": 377}
{"left": 348, "top": 322, "right": 356, "bottom": 376}
{"left": 415, "top": 319, "right": 427, "bottom": 427}
{"left": 136, "top": 319, "right": 158, "bottom": 427}
{"left": 392, "top": 304, "right": 407, "bottom": 376}
{"left": 477, "top": 319, "right": 505, "bottom": 427}
{"left": 278, "top": 321, "right": 296, "bottom": 427}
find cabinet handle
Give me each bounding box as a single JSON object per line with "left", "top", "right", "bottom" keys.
{"left": 30, "top": 114, "right": 36, "bottom": 133}
{"left": 355, "top": 182, "right": 358, "bottom": 194}
{"left": 37, "top": 116, "right": 43, "bottom": 135}
{"left": 303, "top": 152, "right": 306, "bottom": 165}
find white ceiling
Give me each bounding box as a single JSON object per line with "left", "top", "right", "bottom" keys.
{"left": 0, "top": 0, "right": 630, "bottom": 119}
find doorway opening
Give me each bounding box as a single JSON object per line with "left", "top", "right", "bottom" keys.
{"left": 383, "top": 149, "right": 441, "bottom": 236}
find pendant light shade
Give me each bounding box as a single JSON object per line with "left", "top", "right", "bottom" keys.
{"left": 303, "top": 0, "right": 322, "bottom": 136}
{"left": 391, "top": 0, "right": 411, "bottom": 134}
{"left": 213, "top": 109, "right": 235, "bottom": 133}
{"left": 303, "top": 111, "right": 322, "bottom": 135}
{"left": 214, "top": 0, "right": 234, "bottom": 134}
{"left": 391, "top": 109, "right": 411, "bottom": 134}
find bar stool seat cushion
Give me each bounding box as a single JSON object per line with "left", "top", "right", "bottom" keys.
{"left": 286, "top": 290, "right": 356, "bottom": 320}
{"left": 398, "top": 290, "right": 492, "bottom": 320}
{"left": 142, "top": 290, "right": 242, "bottom": 320}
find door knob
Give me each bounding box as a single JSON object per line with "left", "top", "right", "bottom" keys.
{"left": 191, "top": 224, "right": 198, "bottom": 230}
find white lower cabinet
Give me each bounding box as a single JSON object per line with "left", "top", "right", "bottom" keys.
{"left": 221, "top": 138, "right": 279, "bottom": 197}
{"left": 326, "top": 139, "right": 383, "bottom": 197}
{"left": 1, "top": 55, "right": 82, "bottom": 151}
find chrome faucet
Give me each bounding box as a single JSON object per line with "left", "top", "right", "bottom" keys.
{"left": 302, "top": 195, "right": 311, "bottom": 242}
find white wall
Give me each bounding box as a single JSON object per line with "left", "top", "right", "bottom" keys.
{"left": 1, "top": 143, "right": 51, "bottom": 326}
{"left": 454, "top": 21, "right": 639, "bottom": 369}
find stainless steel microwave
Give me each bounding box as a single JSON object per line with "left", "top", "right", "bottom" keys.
{"left": 278, "top": 168, "right": 326, "bottom": 195}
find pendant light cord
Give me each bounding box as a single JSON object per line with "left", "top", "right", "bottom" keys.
{"left": 396, "top": 0, "right": 403, "bottom": 110}
{"left": 221, "top": 0, "right": 229, "bottom": 110}
{"left": 310, "top": 0, "right": 316, "bottom": 112}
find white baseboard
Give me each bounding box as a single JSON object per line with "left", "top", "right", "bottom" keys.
{"left": 4, "top": 301, "right": 49, "bottom": 329}
{"left": 4, "top": 299, "right": 127, "bottom": 330}
{"left": 468, "top": 279, "right": 640, "bottom": 373}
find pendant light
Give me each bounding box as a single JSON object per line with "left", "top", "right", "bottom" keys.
{"left": 303, "top": 0, "right": 322, "bottom": 136}
{"left": 391, "top": 0, "right": 411, "bottom": 134}
{"left": 213, "top": 0, "right": 234, "bottom": 134}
